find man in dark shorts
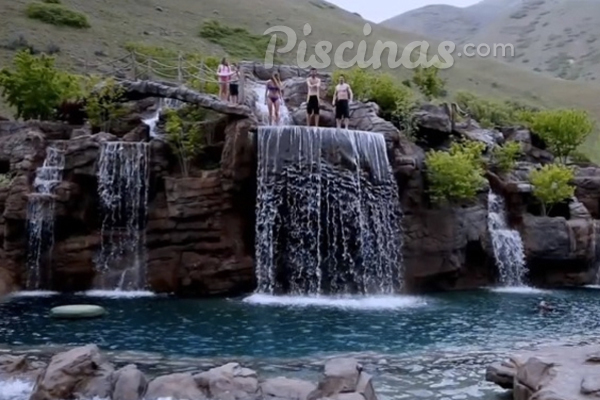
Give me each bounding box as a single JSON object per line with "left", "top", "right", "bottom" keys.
{"left": 333, "top": 74, "right": 353, "bottom": 129}
{"left": 306, "top": 68, "right": 321, "bottom": 126}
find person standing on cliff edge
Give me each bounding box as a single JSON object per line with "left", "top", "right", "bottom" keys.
{"left": 306, "top": 68, "right": 321, "bottom": 127}
{"left": 333, "top": 74, "right": 353, "bottom": 129}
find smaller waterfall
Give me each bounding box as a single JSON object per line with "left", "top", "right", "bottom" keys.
{"left": 487, "top": 190, "right": 528, "bottom": 287}
{"left": 252, "top": 83, "right": 290, "bottom": 125}
{"left": 96, "top": 142, "right": 150, "bottom": 291}
{"left": 26, "top": 146, "right": 65, "bottom": 289}
{"left": 143, "top": 98, "right": 184, "bottom": 138}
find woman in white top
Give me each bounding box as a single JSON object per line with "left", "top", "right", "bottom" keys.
{"left": 217, "top": 58, "right": 231, "bottom": 101}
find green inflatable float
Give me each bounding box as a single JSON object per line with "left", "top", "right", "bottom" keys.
{"left": 50, "top": 304, "right": 106, "bottom": 319}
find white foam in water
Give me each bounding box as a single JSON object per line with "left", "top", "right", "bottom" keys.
{"left": 0, "top": 378, "right": 33, "bottom": 400}
{"left": 143, "top": 98, "right": 184, "bottom": 138}
{"left": 8, "top": 290, "right": 59, "bottom": 297}
{"left": 243, "top": 294, "right": 426, "bottom": 310}
{"left": 487, "top": 286, "right": 548, "bottom": 294}
{"left": 78, "top": 290, "right": 156, "bottom": 298}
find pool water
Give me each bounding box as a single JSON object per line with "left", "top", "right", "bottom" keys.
{"left": 2, "top": 288, "right": 600, "bottom": 400}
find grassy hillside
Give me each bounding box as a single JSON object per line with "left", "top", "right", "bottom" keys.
{"left": 2, "top": 0, "right": 600, "bottom": 158}
{"left": 471, "top": 0, "right": 600, "bottom": 83}
{"left": 382, "top": 0, "right": 600, "bottom": 83}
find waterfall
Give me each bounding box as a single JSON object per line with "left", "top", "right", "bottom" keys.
{"left": 26, "top": 146, "right": 65, "bottom": 289}
{"left": 487, "top": 190, "right": 528, "bottom": 287}
{"left": 96, "top": 142, "right": 150, "bottom": 290}
{"left": 255, "top": 126, "right": 404, "bottom": 295}
{"left": 252, "top": 83, "right": 290, "bottom": 125}
{"left": 143, "top": 98, "right": 184, "bottom": 138}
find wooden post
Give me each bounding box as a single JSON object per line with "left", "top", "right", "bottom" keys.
{"left": 147, "top": 57, "right": 151, "bottom": 79}
{"left": 177, "top": 52, "right": 182, "bottom": 83}
{"left": 131, "top": 51, "right": 137, "bottom": 80}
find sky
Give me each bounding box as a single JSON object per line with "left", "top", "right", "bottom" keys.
{"left": 329, "top": 0, "right": 480, "bottom": 23}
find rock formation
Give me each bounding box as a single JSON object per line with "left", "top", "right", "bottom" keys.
{"left": 0, "top": 63, "right": 599, "bottom": 296}
{"left": 486, "top": 344, "right": 600, "bottom": 400}
{"left": 4, "top": 344, "right": 376, "bottom": 400}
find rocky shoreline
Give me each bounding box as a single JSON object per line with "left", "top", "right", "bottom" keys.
{"left": 486, "top": 343, "right": 600, "bottom": 400}
{"left": 1, "top": 345, "right": 377, "bottom": 400}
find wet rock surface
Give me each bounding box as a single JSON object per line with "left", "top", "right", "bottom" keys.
{"left": 3, "top": 345, "right": 380, "bottom": 400}
{"left": 487, "top": 344, "right": 600, "bottom": 400}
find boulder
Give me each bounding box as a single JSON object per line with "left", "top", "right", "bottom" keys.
{"left": 112, "top": 364, "right": 148, "bottom": 400}
{"left": 0, "top": 354, "right": 45, "bottom": 381}
{"left": 30, "top": 344, "right": 114, "bottom": 400}
{"left": 260, "top": 377, "right": 316, "bottom": 400}
{"left": 194, "top": 362, "right": 259, "bottom": 400}
{"left": 488, "top": 345, "right": 600, "bottom": 400}
{"left": 146, "top": 372, "right": 206, "bottom": 400}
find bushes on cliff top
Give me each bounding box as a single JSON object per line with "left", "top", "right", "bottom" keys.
{"left": 83, "top": 76, "right": 127, "bottom": 133}
{"left": 454, "top": 91, "right": 535, "bottom": 128}
{"left": 26, "top": 2, "right": 90, "bottom": 28}
{"left": 425, "top": 140, "right": 487, "bottom": 204}
{"left": 525, "top": 109, "right": 594, "bottom": 164}
{"left": 492, "top": 141, "right": 522, "bottom": 173}
{"left": 0, "top": 50, "right": 80, "bottom": 120}
{"left": 412, "top": 65, "right": 446, "bottom": 100}
{"left": 331, "top": 68, "right": 415, "bottom": 117}
{"left": 529, "top": 164, "right": 575, "bottom": 216}
{"left": 164, "top": 108, "right": 205, "bottom": 177}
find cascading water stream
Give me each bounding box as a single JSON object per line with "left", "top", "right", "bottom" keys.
{"left": 254, "top": 126, "right": 404, "bottom": 296}
{"left": 252, "top": 83, "right": 290, "bottom": 125}
{"left": 143, "top": 98, "right": 184, "bottom": 138}
{"left": 487, "top": 190, "right": 528, "bottom": 287}
{"left": 26, "top": 146, "right": 65, "bottom": 289}
{"left": 96, "top": 142, "right": 150, "bottom": 290}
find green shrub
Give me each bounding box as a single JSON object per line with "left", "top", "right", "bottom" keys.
{"left": 425, "top": 140, "right": 487, "bottom": 204}
{"left": 412, "top": 65, "right": 446, "bottom": 100}
{"left": 164, "top": 108, "right": 204, "bottom": 177}
{"left": 42, "top": 0, "right": 61, "bottom": 3}
{"left": 0, "top": 50, "right": 80, "bottom": 120}
{"left": 199, "top": 20, "right": 280, "bottom": 60}
{"left": 0, "top": 173, "right": 13, "bottom": 188}
{"left": 492, "top": 141, "right": 522, "bottom": 173}
{"left": 454, "top": 91, "right": 535, "bottom": 128}
{"left": 185, "top": 54, "right": 220, "bottom": 95}
{"left": 26, "top": 2, "right": 90, "bottom": 28}
{"left": 529, "top": 164, "right": 575, "bottom": 216}
{"left": 527, "top": 109, "right": 594, "bottom": 163}
{"left": 331, "top": 68, "right": 415, "bottom": 115}
{"left": 83, "top": 76, "right": 127, "bottom": 133}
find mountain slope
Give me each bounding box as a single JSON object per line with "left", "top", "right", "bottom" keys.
{"left": 380, "top": 0, "right": 521, "bottom": 43}
{"left": 382, "top": 0, "right": 600, "bottom": 83}
{"left": 471, "top": 0, "right": 600, "bottom": 82}
{"left": 2, "top": 0, "right": 600, "bottom": 159}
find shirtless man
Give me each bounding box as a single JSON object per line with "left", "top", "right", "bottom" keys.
{"left": 333, "top": 74, "right": 353, "bottom": 129}
{"left": 306, "top": 68, "right": 321, "bottom": 126}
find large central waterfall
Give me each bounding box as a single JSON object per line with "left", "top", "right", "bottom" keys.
{"left": 26, "top": 146, "right": 65, "bottom": 289}
{"left": 487, "top": 190, "right": 528, "bottom": 287}
{"left": 96, "top": 142, "right": 150, "bottom": 290}
{"left": 255, "top": 126, "right": 404, "bottom": 295}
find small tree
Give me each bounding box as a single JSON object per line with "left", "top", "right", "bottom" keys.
{"left": 425, "top": 140, "right": 487, "bottom": 204}
{"left": 528, "top": 109, "right": 594, "bottom": 163}
{"left": 0, "top": 50, "right": 79, "bottom": 120}
{"left": 412, "top": 65, "right": 446, "bottom": 100}
{"left": 529, "top": 164, "right": 575, "bottom": 216}
{"left": 83, "top": 76, "right": 127, "bottom": 133}
{"left": 164, "top": 108, "right": 204, "bottom": 177}
{"left": 492, "top": 141, "right": 522, "bottom": 173}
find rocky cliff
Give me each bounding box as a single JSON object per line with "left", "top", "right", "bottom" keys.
{"left": 0, "top": 64, "right": 599, "bottom": 297}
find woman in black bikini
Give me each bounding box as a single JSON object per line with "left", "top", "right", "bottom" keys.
{"left": 265, "top": 72, "right": 283, "bottom": 125}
